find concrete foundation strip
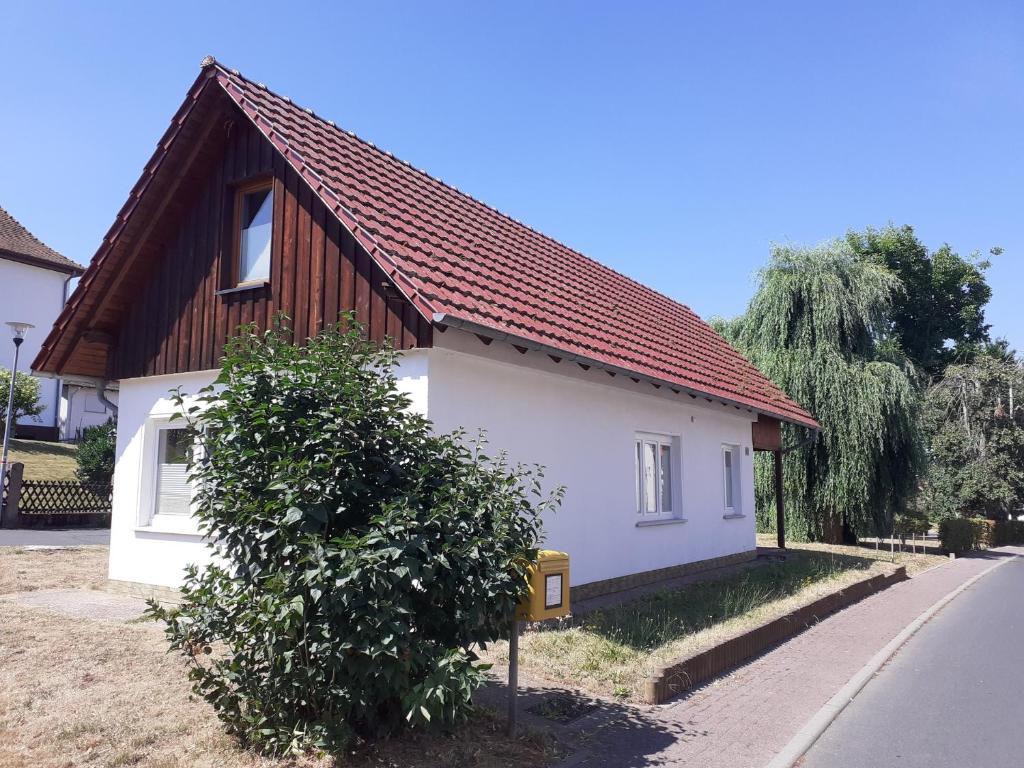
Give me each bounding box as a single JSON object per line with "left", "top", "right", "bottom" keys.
{"left": 764, "top": 552, "right": 1019, "bottom": 768}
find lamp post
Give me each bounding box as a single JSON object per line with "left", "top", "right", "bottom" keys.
{"left": 0, "top": 322, "right": 33, "bottom": 509}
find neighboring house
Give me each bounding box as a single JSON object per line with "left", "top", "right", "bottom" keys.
{"left": 0, "top": 206, "right": 117, "bottom": 440}
{"left": 34, "top": 58, "right": 817, "bottom": 595}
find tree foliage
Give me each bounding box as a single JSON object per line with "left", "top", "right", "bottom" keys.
{"left": 921, "top": 356, "right": 1024, "bottom": 519}
{"left": 716, "top": 240, "right": 921, "bottom": 541}
{"left": 846, "top": 225, "right": 996, "bottom": 378}
{"left": 75, "top": 420, "right": 116, "bottom": 483}
{"left": 147, "top": 321, "right": 560, "bottom": 755}
{"left": 0, "top": 367, "right": 43, "bottom": 436}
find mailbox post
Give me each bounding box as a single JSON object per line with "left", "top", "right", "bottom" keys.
{"left": 509, "top": 550, "right": 570, "bottom": 736}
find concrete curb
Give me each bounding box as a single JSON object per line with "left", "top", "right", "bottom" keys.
{"left": 644, "top": 566, "right": 907, "bottom": 704}
{"left": 763, "top": 553, "right": 1018, "bottom": 768}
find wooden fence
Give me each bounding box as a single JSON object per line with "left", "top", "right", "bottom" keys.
{"left": 1, "top": 463, "right": 112, "bottom": 528}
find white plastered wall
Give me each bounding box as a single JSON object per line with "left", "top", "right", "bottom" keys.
{"left": 426, "top": 329, "right": 758, "bottom": 587}
{"left": 108, "top": 334, "right": 756, "bottom": 590}
{"left": 107, "top": 352, "right": 431, "bottom": 587}
{"left": 0, "top": 258, "right": 68, "bottom": 430}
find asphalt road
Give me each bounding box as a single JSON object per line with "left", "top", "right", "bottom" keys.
{"left": 0, "top": 527, "right": 109, "bottom": 546}
{"left": 801, "top": 553, "right": 1024, "bottom": 768}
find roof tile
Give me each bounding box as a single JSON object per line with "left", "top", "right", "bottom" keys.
{"left": 0, "top": 206, "right": 82, "bottom": 274}
{"left": 212, "top": 64, "right": 816, "bottom": 429}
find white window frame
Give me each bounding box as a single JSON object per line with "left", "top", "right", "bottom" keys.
{"left": 722, "top": 444, "right": 742, "bottom": 515}
{"left": 634, "top": 432, "right": 681, "bottom": 522}
{"left": 137, "top": 417, "right": 201, "bottom": 535}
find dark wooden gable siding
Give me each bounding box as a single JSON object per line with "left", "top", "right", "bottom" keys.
{"left": 109, "top": 118, "right": 431, "bottom": 379}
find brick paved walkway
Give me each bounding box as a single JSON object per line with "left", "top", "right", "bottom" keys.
{"left": 483, "top": 550, "right": 1019, "bottom": 768}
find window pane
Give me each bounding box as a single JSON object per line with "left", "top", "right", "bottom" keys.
{"left": 659, "top": 443, "right": 672, "bottom": 512}
{"left": 157, "top": 429, "right": 191, "bottom": 516}
{"left": 724, "top": 449, "right": 734, "bottom": 508}
{"left": 635, "top": 441, "right": 642, "bottom": 514}
{"left": 643, "top": 441, "right": 657, "bottom": 513}
{"left": 239, "top": 188, "right": 273, "bottom": 283}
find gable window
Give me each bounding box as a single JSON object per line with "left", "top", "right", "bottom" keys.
{"left": 233, "top": 180, "right": 274, "bottom": 285}
{"left": 723, "top": 445, "right": 741, "bottom": 513}
{"left": 155, "top": 426, "right": 192, "bottom": 516}
{"left": 634, "top": 433, "right": 677, "bottom": 519}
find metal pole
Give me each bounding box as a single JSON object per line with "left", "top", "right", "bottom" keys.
{"left": 0, "top": 338, "right": 23, "bottom": 506}
{"left": 508, "top": 619, "right": 520, "bottom": 737}
{"left": 774, "top": 449, "right": 785, "bottom": 550}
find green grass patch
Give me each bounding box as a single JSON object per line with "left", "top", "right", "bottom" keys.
{"left": 6, "top": 439, "right": 79, "bottom": 481}
{"left": 581, "top": 555, "right": 856, "bottom": 651}
{"left": 486, "top": 550, "right": 896, "bottom": 700}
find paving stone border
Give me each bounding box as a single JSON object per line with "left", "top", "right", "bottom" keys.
{"left": 643, "top": 565, "right": 909, "bottom": 704}
{"left": 571, "top": 550, "right": 757, "bottom": 602}
{"left": 106, "top": 578, "right": 183, "bottom": 605}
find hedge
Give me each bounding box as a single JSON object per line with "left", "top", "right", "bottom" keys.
{"left": 938, "top": 518, "right": 994, "bottom": 554}
{"left": 939, "top": 518, "right": 1024, "bottom": 552}
{"left": 991, "top": 520, "right": 1024, "bottom": 547}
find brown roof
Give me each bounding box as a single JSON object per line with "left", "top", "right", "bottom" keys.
{"left": 35, "top": 58, "right": 817, "bottom": 430}
{"left": 212, "top": 64, "right": 817, "bottom": 429}
{"left": 0, "top": 205, "right": 83, "bottom": 274}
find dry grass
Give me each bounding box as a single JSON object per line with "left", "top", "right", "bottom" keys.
{"left": 0, "top": 546, "right": 108, "bottom": 594}
{"left": 6, "top": 438, "right": 79, "bottom": 481}
{"left": 0, "top": 548, "right": 560, "bottom": 768}
{"left": 756, "top": 535, "right": 947, "bottom": 576}
{"left": 482, "top": 542, "right": 944, "bottom": 701}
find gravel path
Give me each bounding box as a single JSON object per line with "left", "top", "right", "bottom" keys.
{"left": 2, "top": 588, "right": 148, "bottom": 622}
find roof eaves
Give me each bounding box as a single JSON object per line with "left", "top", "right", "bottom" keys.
{"left": 0, "top": 249, "right": 83, "bottom": 275}
{"left": 33, "top": 65, "right": 222, "bottom": 374}
{"left": 433, "top": 312, "right": 820, "bottom": 431}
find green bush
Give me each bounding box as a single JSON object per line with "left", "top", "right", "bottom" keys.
{"left": 75, "top": 421, "right": 116, "bottom": 483}
{"left": 894, "top": 510, "right": 930, "bottom": 538}
{"left": 147, "top": 321, "right": 561, "bottom": 755}
{"left": 991, "top": 520, "right": 1024, "bottom": 547}
{"left": 938, "top": 517, "right": 992, "bottom": 553}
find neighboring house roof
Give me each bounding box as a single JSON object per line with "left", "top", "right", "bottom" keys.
{"left": 0, "top": 205, "right": 83, "bottom": 275}
{"left": 35, "top": 58, "right": 817, "bottom": 430}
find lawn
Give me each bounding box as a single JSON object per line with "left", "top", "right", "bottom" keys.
{"left": 6, "top": 438, "right": 79, "bottom": 481}
{"left": 482, "top": 542, "right": 947, "bottom": 701}
{"left": 0, "top": 548, "right": 561, "bottom": 768}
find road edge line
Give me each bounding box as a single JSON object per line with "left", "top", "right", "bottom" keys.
{"left": 764, "top": 552, "right": 1019, "bottom": 768}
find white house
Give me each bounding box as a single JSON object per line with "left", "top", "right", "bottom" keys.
{"left": 0, "top": 205, "right": 117, "bottom": 441}
{"left": 34, "top": 58, "right": 817, "bottom": 598}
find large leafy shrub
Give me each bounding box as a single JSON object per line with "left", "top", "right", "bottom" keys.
{"left": 75, "top": 421, "right": 116, "bottom": 483}
{"left": 148, "top": 321, "right": 560, "bottom": 755}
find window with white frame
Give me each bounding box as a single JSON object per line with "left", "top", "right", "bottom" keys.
{"left": 154, "top": 426, "right": 193, "bottom": 517}
{"left": 722, "top": 444, "right": 741, "bottom": 513}
{"left": 634, "top": 433, "right": 677, "bottom": 518}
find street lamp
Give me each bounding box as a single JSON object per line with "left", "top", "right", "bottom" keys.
{"left": 0, "top": 322, "right": 34, "bottom": 511}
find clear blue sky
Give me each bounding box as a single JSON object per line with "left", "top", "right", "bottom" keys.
{"left": 2, "top": 1, "right": 1021, "bottom": 349}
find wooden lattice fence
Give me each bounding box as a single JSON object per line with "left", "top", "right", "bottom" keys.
{"left": 1, "top": 462, "right": 112, "bottom": 528}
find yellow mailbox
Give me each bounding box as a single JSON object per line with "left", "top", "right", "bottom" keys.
{"left": 516, "top": 550, "right": 570, "bottom": 621}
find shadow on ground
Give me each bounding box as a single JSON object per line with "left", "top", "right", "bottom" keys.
{"left": 477, "top": 677, "right": 705, "bottom": 767}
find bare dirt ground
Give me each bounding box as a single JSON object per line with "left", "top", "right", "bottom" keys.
{"left": 0, "top": 547, "right": 559, "bottom": 768}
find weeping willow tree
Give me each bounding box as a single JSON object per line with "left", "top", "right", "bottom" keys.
{"left": 716, "top": 241, "right": 922, "bottom": 542}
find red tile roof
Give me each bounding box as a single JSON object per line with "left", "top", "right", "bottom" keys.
{"left": 211, "top": 62, "right": 817, "bottom": 429}
{"left": 0, "top": 205, "right": 83, "bottom": 274}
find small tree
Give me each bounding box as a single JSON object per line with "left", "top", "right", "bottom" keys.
{"left": 148, "top": 321, "right": 560, "bottom": 755}
{"left": 75, "top": 421, "right": 116, "bottom": 483}
{"left": 0, "top": 368, "right": 43, "bottom": 436}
